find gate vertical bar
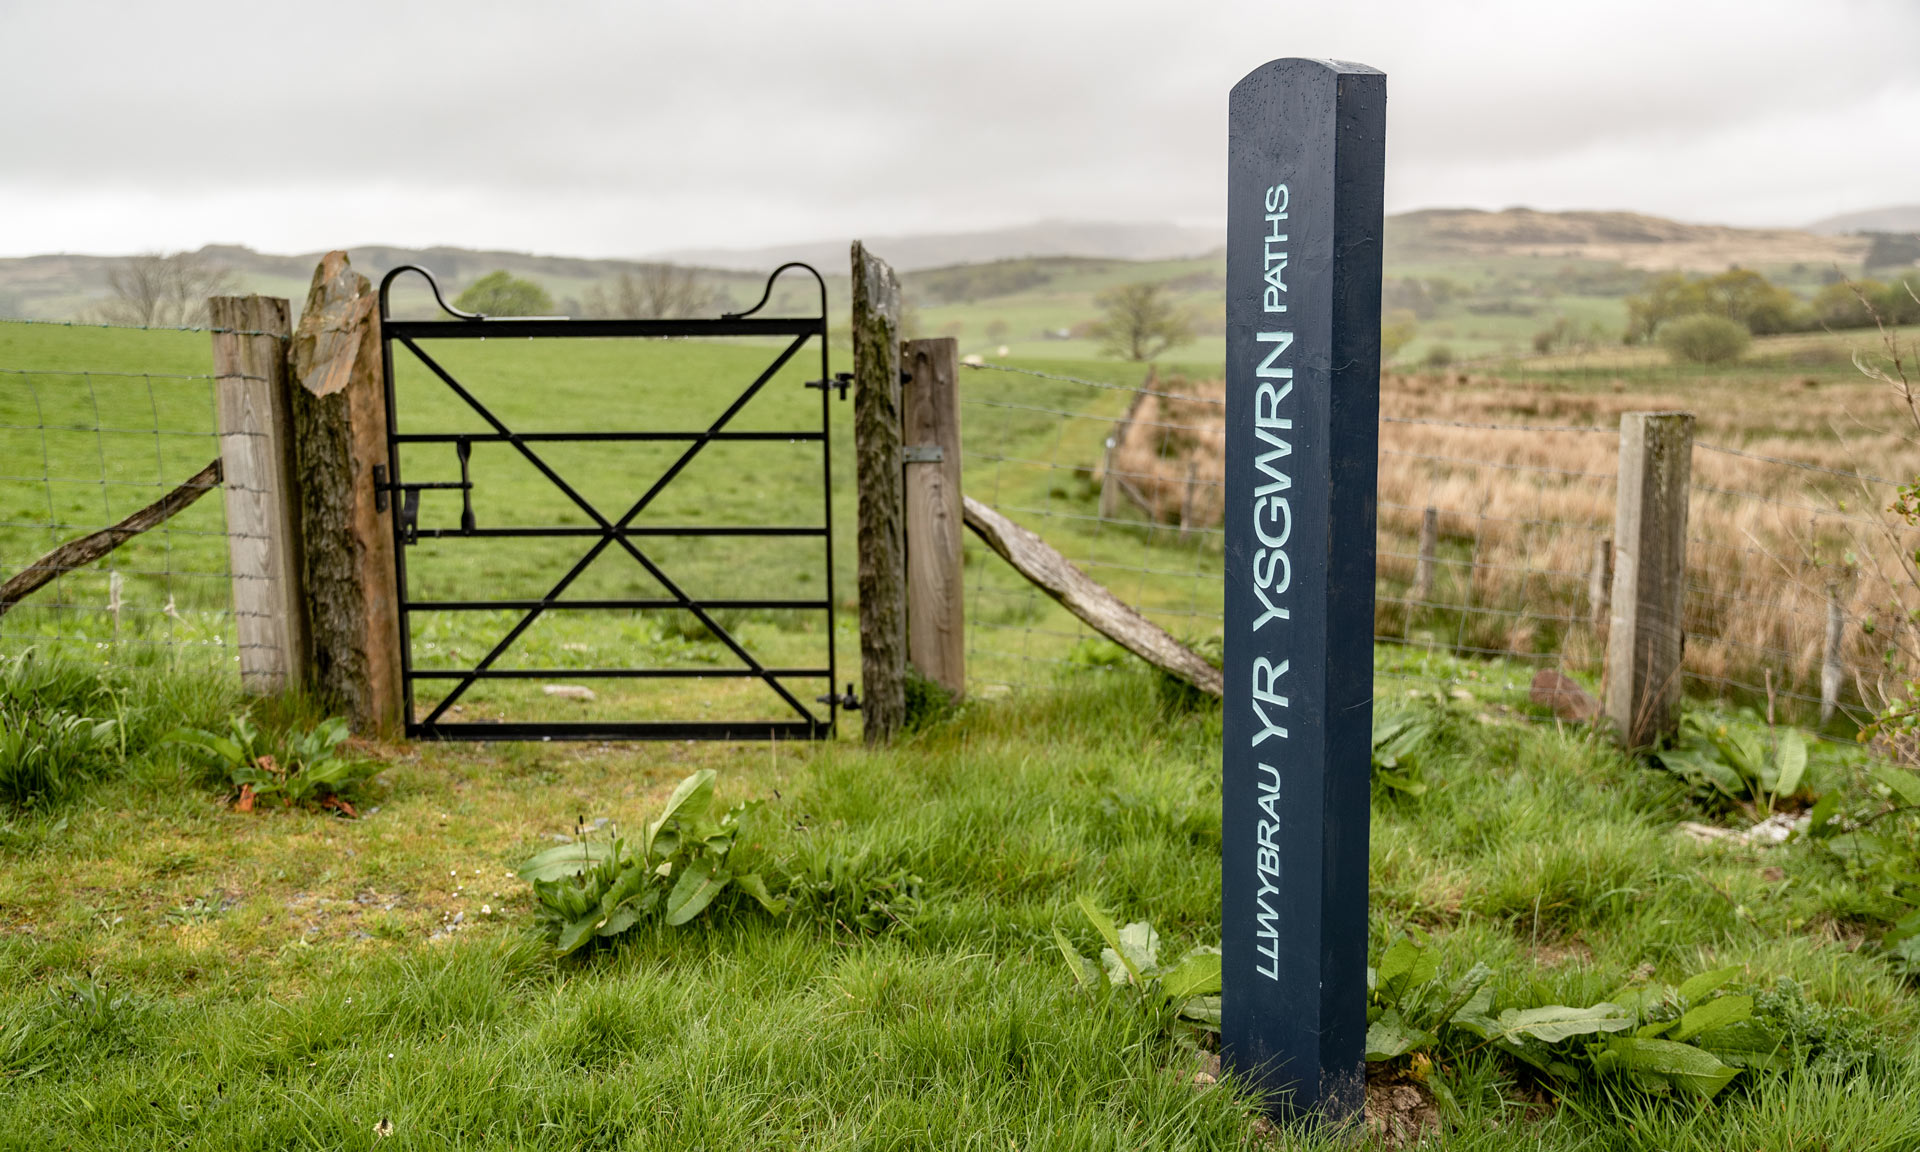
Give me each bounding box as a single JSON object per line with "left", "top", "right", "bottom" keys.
{"left": 1222, "top": 57, "right": 1385, "bottom": 1123}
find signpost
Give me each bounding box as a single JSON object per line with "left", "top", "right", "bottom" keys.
{"left": 1221, "top": 58, "right": 1385, "bottom": 1121}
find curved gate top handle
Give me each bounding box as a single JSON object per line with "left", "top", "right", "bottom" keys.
{"left": 723, "top": 262, "right": 828, "bottom": 323}
{"left": 378, "top": 264, "right": 486, "bottom": 323}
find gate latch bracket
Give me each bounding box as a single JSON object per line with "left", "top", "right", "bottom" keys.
{"left": 806, "top": 372, "right": 854, "bottom": 400}
{"left": 817, "top": 682, "right": 861, "bottom": 711}
{"left": 902, "top": 444, "right": 944, "bottom": 464}
{"left": 372, "top": 437, "right": 477, "bottom": 546}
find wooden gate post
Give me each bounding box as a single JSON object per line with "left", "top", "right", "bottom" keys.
{"left": 1604, "top": 411, "right": 1694, "bottom": 746}
{"left": 288, "top": 252, "right": 403, "bottom": 735}
{"left": 901, "top": 336, "right": 965, "bottom": 697}
{"left": 210, "top": 296, "right": 305, "bottom": 694}
{"left": 851, "top": 242, "right": 906, "bottom": 742}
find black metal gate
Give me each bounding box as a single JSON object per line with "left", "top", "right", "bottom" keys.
{"left": 376, "top": 264, "right": 846, "bottom": 741}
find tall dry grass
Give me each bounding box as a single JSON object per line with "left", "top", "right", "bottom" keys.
{"left": 1100, "top": 366, "right": 1920, "bottom": 724}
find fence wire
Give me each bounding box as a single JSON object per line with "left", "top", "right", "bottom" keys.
{"left": 0, "top": 324, "right": 238, "bottom": 671}
{"left": 955, "top": 359, "right": 1916, "bottom": 732}
{"left": 8, "top": 309, "right": 1914, "bottom": 735}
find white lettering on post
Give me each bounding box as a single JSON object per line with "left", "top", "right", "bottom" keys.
{"left": 1246, "top": 184, "right": 1298, "bottom": 984}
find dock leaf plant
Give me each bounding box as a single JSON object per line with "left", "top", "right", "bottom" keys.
{"left": 518, "top": 768, "right": 783, "bottom": 955}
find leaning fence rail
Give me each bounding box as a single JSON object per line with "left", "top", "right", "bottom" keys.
{"left": 0, "top": 320, "right": 241, "bottom": 670}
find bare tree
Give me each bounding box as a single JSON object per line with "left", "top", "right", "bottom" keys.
{"left": 96, "top": 250, "right": 239, "bottom": 327}
{"left": 583, "top": 264, "right": 712, "bottom": 319}
{"left": 1090, "top": 282, "right": 1194, "bottom": 362}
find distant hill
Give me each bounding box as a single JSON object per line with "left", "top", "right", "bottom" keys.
{"left": 0, "top": 245, "right": 773, "bottom": 322}
{"left": 654, "top": 220, "right": 1224, "bottom": 273}
{"left": 1386, "top": 208, "right": 1867, "bottom": 271}
{"left": 0, "top": 208, "right": 1888, "bottom": 322}
{"left": 1806, "top": 205, "right": 1920, "bottom": 235}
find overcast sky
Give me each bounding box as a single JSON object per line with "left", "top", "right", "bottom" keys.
{"left": 2, "top": 0, "right": 1916, "bottom": 259}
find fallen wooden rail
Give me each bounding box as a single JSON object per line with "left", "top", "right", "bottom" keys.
{"left": 961, "top": 495, "right": 1222, "bottom": 697}
{"left": 0, "top": 458, "right": 223, "bottom": 619}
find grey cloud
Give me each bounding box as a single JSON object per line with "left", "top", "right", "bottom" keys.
{"left": 2, "top": 0, "right": 1915, "bottom": 256}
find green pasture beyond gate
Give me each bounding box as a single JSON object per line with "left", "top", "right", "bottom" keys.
{"left": 0, "top": 321, "right": 1221, "bottom": 719}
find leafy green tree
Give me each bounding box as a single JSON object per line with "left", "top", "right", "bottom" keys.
{"left": 1812, "top": 279, "right": 1920, "bottom": 329}
{"left": 1091, "top": 282, "right": 1194, "bottom": 361}
{"left": 1625, "top": 268, "right": 1802, "bottom": 342}
{"left": 453, "top": 270, "right": 554, "bottom": 317}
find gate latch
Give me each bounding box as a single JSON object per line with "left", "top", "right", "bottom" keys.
{"left": 817, "top": 682, "right": 861, "bottom": 711}
{"left": 373, "top": 438, "right": 477, "bottom": 545}
{"left": 806, "top": 372, "right": 854, "bottom": 400}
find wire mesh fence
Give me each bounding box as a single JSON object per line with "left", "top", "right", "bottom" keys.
{"left": 955, "top": 356, "right": 1920, "bottom": 732}
{"left": 0, "top": 318, "right": 238, "bottom": 671}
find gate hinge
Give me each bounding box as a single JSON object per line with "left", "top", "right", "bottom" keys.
{"left": 902, "top": 444, "right": 944, "bottom": 464}
{"left": 806, "top": 372, "right": 854, "bottom": 400}
{"left": 817, "top": 682, "right": 861, "bottom": 711}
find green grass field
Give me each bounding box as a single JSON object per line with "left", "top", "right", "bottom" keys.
{"left": 3, "top": 653, "right": 1920, "bottom": 1148}
{"left": 9, "top": 315, "right": 1920, "bottom": 1146}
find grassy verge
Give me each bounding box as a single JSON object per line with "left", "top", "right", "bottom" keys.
{"left": 3, "top": 652, "right": 1920, "bottom": 1148}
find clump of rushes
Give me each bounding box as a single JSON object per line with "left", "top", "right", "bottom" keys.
{"left": 519, "top": 769, "right": 782, "bottom": 955}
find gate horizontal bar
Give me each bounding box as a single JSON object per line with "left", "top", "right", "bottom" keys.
{"left": 406, "top": 526, "right": 826, "bottom": 539}
{"left": 386, "top": 317, "right": 824, "bottom": 340}
{"left": 408, "top": 667, "right": 830, "bottom": 680}
{"left": 394, "top": 431, "right": 824, "bottom": 444}
{"left": 407, "top": 597, "right": 830, "bottom": 612}
{"left": 408, "top": 720, "right": 829, "bottom": 742}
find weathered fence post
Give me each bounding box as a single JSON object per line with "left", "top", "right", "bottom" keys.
{"left": 851, "top": 242, "right": 906, "bottom": 742}
{"left": 210, "top": 296, "right": 305, "bottom": 694}
{"left": 1589, "top": 536, "right": 1612, "bottom": 635}
{"left": 1413, "top": 506, "right": 1438, "bottom": 602}
{"left": 288, "top": 252, "right": 404, "bottom": 735}
{"left": 1604, "top": 411, "right": 1694, "bottom": 746}
{"left": 1821, "top": 584, "right": 1846, "bottom": 724}
{"left": 901, "top": 336, "right": 965, "bottom": 698}
{"left": 1222, "top": 57, "right": 1385, "bottom": 1124}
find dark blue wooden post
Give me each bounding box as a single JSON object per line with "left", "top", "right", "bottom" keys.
{"left": 1221, "top": 57, "right": 1385, "bottom": 1122}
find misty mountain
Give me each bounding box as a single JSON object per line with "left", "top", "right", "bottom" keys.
{"left": 653, "top": 221, "right": 1225, "bottom": 273}
{"left": 0, "top": 209, "right": 1891, "bottom": 322}
{"left": 1806, "top": 205, "right": 1920, "bottom": 235}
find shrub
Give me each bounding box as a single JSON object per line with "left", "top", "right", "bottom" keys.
{"left": 1659, "top": 314, "right": 1751, "bottom": 365}
{"left": 902, "top": 668, "right": 958, "bottom": 732}
{"left": 1423, "top": 344, "right": 1455, "bottom": 369}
